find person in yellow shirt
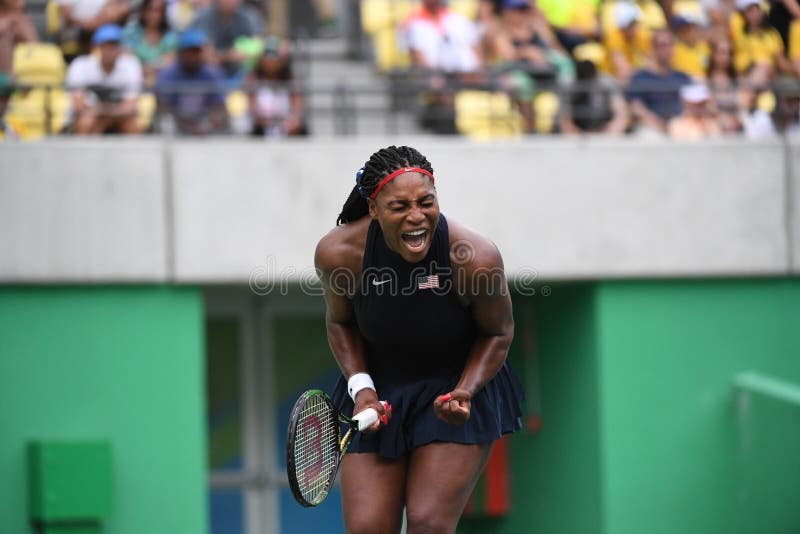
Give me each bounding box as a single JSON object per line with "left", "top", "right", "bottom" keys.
{"left": 603, "top": 2, "right": 652, "bottom": 81}
{"left": 732, "top": 0, "right": 792, "bottom": 86}
{"left": 671, "top": 13, "right": 710, "bottom": 78}
{"left": 789, "top": 18, "right": 800, "bottom": 74}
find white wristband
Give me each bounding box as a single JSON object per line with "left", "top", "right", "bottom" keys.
{"left": 347, "top": 372, "right": 376, "bottom": 402}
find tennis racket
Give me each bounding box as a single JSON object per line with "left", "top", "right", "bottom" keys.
{"left": 286, "top": 389, "right": 390, "bottom": 507}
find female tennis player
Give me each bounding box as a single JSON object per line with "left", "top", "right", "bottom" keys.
{"left": 314, "top": 145, "right": 523, "bottom": 533}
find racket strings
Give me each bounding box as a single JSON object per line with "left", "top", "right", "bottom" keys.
{"left": 293, "top": 394, "right": 340, "bottom": 504}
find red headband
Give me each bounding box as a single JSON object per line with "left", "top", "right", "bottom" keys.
{"left": 369, "top": 167, "right": 435, "bottom": 200}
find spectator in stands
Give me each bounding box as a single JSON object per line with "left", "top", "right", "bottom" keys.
{"left": 671, "top": 12, "right": 710, "bottom": 79}
{"left": 402, "top": 0, "right": 482, "bottom": 74}
{"left": 0, "top": 0, "right": 38, "bottom": 76}
{"left": 628, "top": 29, "right": 691, "bottom": 134}
{"left": 604, "top": 2, "right": 652, "bottom": 82}
{"left": 706, "top": 35, "right": 742, "bottom": 133}
{"left": 536, "top": 0, "right": 601, "bottom": 53}
{"left": 192, "top": 0, "right": 262, "bottom": 83}
{"left": 155, "top": 28, "right": 228, "bottom": 135}
{"left": 668, "top": 83, "right": 722, "bottom": 139}
{"left": 123, "top": 0, "right": 178, "bottom": 87}
{"left": 401, "top": 0, "right": 483, "bottom": 133}
{"left": 57, "top": 0, "right": 133, "bottom": 60}
{"left": 732, "top": 0, "right": 792, "bottom": 88}
{"left": 247, "top": 35, "right": 306, "bottom": 137}
{"left": 485, "top": 0, "right": 574, "bottom": 83}
{"left": 558, "top": 58, "right": 629, "bottom": 135}
{"left": 741, "top": 75, "right": 800, "bottom": 137}
{"left": 65, "top": 24, "right": 142, "bottom": 134}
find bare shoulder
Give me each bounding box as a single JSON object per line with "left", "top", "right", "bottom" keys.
{"left": 314, "top": 216, "right": 371, "bottom": 276}
{"left": 446, "top": 217, "right": 504, "bottom": 272}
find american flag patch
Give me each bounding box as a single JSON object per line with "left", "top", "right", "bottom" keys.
{"left": 417, "top": 275, "right": 439, "bottom": 290}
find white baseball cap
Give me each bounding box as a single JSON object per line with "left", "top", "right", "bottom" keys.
{"left": 736, "top": 0, "right": 761, "bottom": 10}
{"left": 680, "top": 84, "right": 711, "bottom": 103}
{"left": 614, "top": 2, "right": 643, "bottom": 29}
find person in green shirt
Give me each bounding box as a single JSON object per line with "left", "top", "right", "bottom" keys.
{"left": 123, "top": 0, "right": 177, "bottom": 87}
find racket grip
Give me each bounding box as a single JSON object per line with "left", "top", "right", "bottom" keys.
{"left": 353, "top": 401, "right": 388, "bottom": 431}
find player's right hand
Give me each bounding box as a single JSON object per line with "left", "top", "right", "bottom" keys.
{"left": 353, "top": 389, "right": 391, "bottom": 432}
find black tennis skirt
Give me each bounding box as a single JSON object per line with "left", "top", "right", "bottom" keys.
{"left": 330, "top": 361, "right": 524, "bottom": 459}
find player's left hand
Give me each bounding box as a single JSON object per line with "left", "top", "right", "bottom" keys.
{"left": 433, "top": 389, "right": 471, "bottom": 425}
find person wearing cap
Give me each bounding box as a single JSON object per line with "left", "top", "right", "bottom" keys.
{"left": 671, "top": 12, "right": 711, "bottom": 79}
{"left": 731, "top": 0, "right": 792, "bottom": 86}
{"left": 667, "top": 82, "right": 722, "bottom": 139}
{"left": 65, "top": 23, "right": 143, "bottom": 134}
{"left": 627, "top": 28, "right": 692, "bottom": 134}
{"left": 155, "top": 28, "right": 228, "bottom": 135}
{"left": 603, "top": 1, "right": 653, "bottom": 81}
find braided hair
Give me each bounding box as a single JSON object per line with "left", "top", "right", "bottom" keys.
{"left": 336, "top": 145, "right": 434, "bottom": 225}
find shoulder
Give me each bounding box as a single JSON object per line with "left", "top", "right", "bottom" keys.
{"left": 446, "top": 217, "right": 505, "bottom": 286}
{"left": 314, "top": 217, "right": 371, "bottom": 276}
{"left": 66, "top": 54, "right": 94, "bottom": 77}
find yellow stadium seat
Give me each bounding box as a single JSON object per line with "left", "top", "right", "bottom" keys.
{"left": 361, "top": 0, "right": 414, "bottom": 71}
{"left": 225, "top": 90, "right": 248, "bottom": 121}
{"left": 449, "top": 0, "right": 478, "bottom": 19}
{"left": 137, "top": 93, "right": 157, "bottom": 132}
{"left": 361, "top": 0, "right": 414, "bottom": 34}
{"left": 13, "top": 43, "right": 67, "bottom": 86}
{"left": 46, "top": 0, "right": 61, "bottom": 36}
{"left": 4, "top": 88, "right": 70, "bottom": 139}
{"left": 533, "top": 91, "right": 559, "bottom": 134}
{"left": 455, "top": 90, "right": 524, "bottom": 139}
{"left": 374, "top": 28, "right": 411, "bottom": 71}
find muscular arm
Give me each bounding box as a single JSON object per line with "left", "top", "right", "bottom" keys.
{"left": 315, "top": 227, "right": 387, "bottom": 427}
{"left": 435, "top": 227, "right": 514, "bottom": 424}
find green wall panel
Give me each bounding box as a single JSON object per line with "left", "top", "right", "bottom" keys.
{"left": 0, "top": 286, "right": 207, "bottom": 534}
{"left": 459, "top": 286, "right": 603, "bottom": 534}
{"left": 597, "top": 279, "right": 800, "bottom": 534}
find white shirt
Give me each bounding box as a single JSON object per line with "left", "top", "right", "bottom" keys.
{"left": 401, "top": 9, "right": 480, "bottom": 73}
{"left": 65, "top": 52, "right": 142, "bottom": 99}
{"left": 58, "top": 0, "right": 109, "bottom": 22}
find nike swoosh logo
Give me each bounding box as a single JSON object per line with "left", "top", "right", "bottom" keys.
{"left": 372, "top": 279, "right": 392, "bottom": 286}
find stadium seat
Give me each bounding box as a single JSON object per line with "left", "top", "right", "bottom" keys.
{"left": 225, "top": 90, "right": 249, "bottom": 134}
{"left": 533, "top": 91, "right": 559, "bottom": 134}
{"left": 449, "top": 0, "right": 478, "bottom": 19}
{"left": 361, "top": 0, "right": 414, "bottom": 71}
{"left": 137, "top": 93, "right": 157, "bottom": 133}
{"left": 455, "top": 90, "right": 524, "bottom": 139}
{"left": 12, "top": 42, "right": 67, "bottom": 86}
{"left": 4, "top": 87, "right": 70, "bottom": 139}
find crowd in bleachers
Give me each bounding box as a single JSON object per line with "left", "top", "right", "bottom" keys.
{"left": 2, "top": 0, "right": 800, "bottom": 139}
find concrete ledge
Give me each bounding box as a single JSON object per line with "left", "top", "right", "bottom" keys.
{"left": 0, "top": 141, "right": 168, "bottom": 281}
{"left": 0, "top": 137, "right": 792, "bottom": 282}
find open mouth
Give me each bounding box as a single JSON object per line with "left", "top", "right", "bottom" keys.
{"left": 401, "top": 229, "right": 428, "bottom": 251}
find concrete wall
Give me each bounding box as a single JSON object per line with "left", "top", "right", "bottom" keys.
{"left": 1, "top": 138, "right": 796, "bottom": 282}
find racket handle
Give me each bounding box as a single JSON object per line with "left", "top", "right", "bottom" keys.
{"left": 353, "top": 401, "right": 388, "bottom": 431}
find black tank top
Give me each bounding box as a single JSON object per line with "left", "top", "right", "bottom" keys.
{"left": 353, "top": 214, "right": 477, "bottom": 381}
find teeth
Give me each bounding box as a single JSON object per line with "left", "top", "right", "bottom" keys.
{"left": 406, "top": 229, "right": 426, "bottom": 236}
